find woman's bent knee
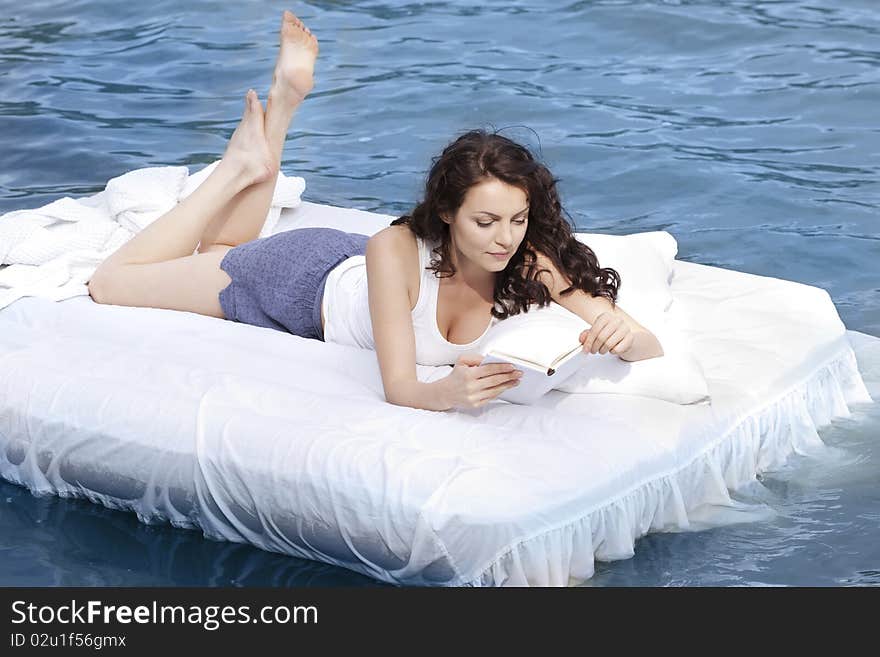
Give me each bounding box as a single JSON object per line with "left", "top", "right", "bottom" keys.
{"left": 86, "top": 272, "right": 111, "bottom": 305}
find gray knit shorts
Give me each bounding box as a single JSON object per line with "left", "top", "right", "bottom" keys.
{"left": 218, "top": 227, "right": 370, "bottom": 341}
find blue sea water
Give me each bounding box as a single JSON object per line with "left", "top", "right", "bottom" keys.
{"left": 1, "top": 0, "right": 878, "bottom": 586}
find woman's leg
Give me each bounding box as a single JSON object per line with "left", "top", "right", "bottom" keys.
{"left": 88, "top": 248, "right": 233, "bottom": 318}
{"left": 92, "top": 89, "right": 273, "bottom": 272}
{"left": 88, "top": 10, "right": 318, "bottom": 317}
{"left": 197, "top": 10, "right": 319, "bottom": 251}
{"left": 87, "top": 88, "right": 273, "bottom": 316}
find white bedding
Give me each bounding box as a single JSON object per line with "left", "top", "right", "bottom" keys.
{"left": 0, "top": 201, "right": 874, "bottom": 586}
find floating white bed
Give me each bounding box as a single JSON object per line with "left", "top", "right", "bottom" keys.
{"left": 0, "top": 201, "right": 875, "bottom": 586}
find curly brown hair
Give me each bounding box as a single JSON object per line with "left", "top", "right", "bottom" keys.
{"left": 390, "top": 129, "right": 620, "bottom": 320}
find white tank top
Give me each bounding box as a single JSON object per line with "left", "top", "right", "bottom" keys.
{"left": 321, "top": 234, "right": 499, "bottom": 366}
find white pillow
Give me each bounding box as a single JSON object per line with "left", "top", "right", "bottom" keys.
{"left": 574, "top": 230, "right": 677, "bottom": 317}
{"left": 554, "top": 336, "right": 710, "bottom": 405}
{"left": 539, "top": 300, "right": 710, "bottom": 405}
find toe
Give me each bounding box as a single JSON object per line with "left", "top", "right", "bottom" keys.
{"left": 251, "top": 93, "right": 265, "bottom": 119}
{"left": 245, "top": 90, "right": 265, "bottom": 121}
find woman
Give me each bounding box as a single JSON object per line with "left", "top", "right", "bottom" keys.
{"left": 88, "top": 10, "right": 664, "bottom": 412}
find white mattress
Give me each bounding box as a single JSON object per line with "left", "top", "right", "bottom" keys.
{"left": 0, "top": 201, "right": 875, "bottom": 587}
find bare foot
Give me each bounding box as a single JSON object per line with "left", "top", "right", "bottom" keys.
{"left": 222, "top": 89, "right": 276, "bottom": 187}
{"left": 271, "top": 10, "right": 319, "bottom": 105}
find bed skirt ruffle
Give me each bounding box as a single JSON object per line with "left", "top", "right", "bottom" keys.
{"left": 463, "top": 343, "right": 873, "bottom": 587}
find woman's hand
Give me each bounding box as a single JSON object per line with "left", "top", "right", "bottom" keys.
{"left": 441, "top": 354, "right": 523, "bottom": 410}
{"left": 579, "top": 311, "right": 635, "bottom": 356}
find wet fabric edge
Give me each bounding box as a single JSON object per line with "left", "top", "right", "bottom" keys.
{"left": 456, "top": 342, "right": 873, "bottom": 587}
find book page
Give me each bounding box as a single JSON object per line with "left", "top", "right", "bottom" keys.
{"left": 480, "top": 347, "right": 590, "bottom": 405}
{"left": 480, "top": 304, "right": 588, "bottom": 370}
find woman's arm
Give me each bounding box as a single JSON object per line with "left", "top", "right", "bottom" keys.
{"left": 531, "top": 251, "right": 664, "bottom": 362}
{"left": 387, "top": 378, "right": 454, "bottom": 411}
{"left": 366, "top": 229, "right": 433, "bottom": 407}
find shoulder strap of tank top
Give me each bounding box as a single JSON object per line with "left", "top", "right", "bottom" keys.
{"left": 411, "top": 234, "right": 436, "bottom": 318}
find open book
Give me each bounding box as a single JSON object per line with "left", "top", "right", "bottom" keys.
{"left": 479, "top": 303, "right": 590, "bottom": 405}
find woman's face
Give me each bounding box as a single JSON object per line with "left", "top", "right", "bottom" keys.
{"left": 444, "top": 177, "right": 529, "bottom": 273}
